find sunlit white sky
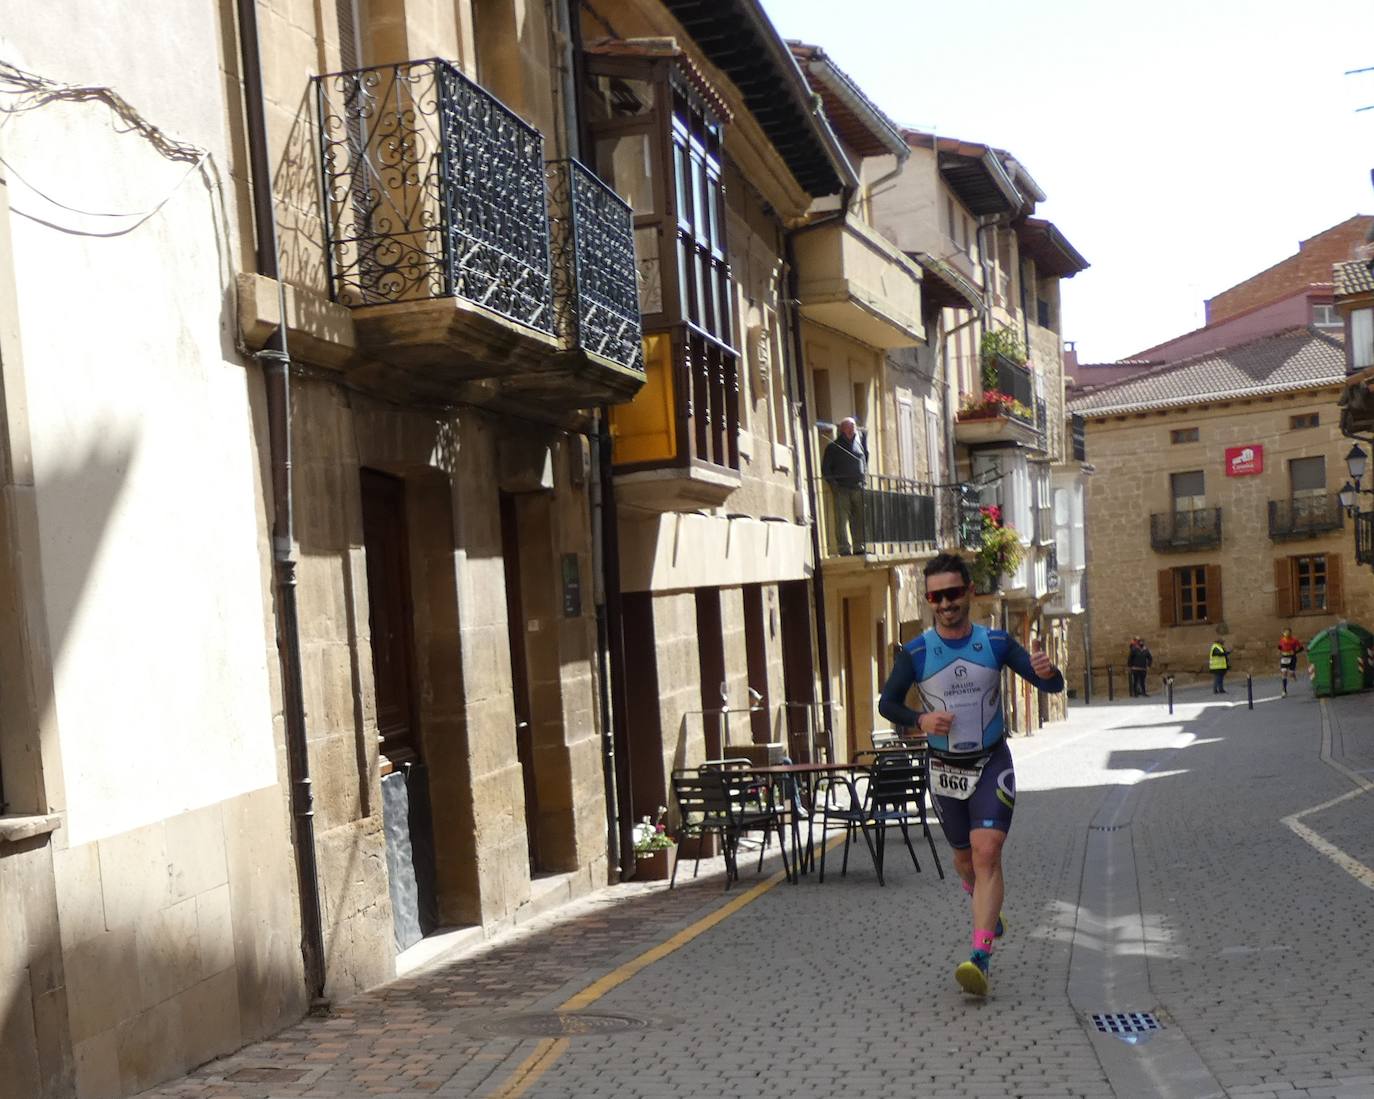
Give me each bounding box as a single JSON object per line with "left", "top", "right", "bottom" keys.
{"left": 762, "top": 0, "right": 1374, "bottom": 362}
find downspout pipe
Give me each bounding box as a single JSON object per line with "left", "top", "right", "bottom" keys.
{"left": 236, "top": 0, "right": 327, "bottom": 1008}
{"left": 783, "top": 228, "right": 835, "bottom": 759}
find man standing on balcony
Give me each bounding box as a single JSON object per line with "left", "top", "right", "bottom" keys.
{"left": 877, "top": 553, "right": 1063, "bottom": 998}
{"left": 822, "top": 417, "right": 867, "bottom": 555}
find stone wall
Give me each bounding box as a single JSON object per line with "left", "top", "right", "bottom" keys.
{"left": 1074, "top": 388, "right": 1374, "bottom": 689}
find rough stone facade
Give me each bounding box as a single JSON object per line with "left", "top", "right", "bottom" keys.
{"left": 1074, "top": 387, "right": 1374, "bottom": 691}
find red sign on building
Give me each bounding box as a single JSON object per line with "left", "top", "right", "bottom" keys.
{"left": 1225, "top": 444, "right": 1263, "bottom": 476}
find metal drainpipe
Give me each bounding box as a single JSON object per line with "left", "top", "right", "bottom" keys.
{"left": 597, "top": 412, "right": 636, "bottom": 880}
{"left": 235, "top": 0, "right": 327, "bottom": 1008}
{"left": 782, "top": 229, "right": 835, "bottom": 759}
{"left": 589, "top": 418, "right": 621, "bottom": 877}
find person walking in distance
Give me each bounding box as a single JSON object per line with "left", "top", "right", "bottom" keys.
{"left": 878, "top": 553, "right": 1063, "bottom": 998}
{"left": 1277, "top": 627, "right": 1304, "bottom": 697}
{"left": 1209, "top": 636, "right": 1231, "bottom": 694}
{"left": 821, "top": 417, "right": 867, "bottom": 555}
{"left": 1127, "top": 636, "right": 1153, "bottom": 697}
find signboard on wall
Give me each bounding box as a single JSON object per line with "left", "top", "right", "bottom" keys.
{"left": 1225, "top": 444, "right": 1263, "bottom": 477}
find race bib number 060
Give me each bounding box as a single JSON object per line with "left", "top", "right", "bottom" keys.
{"left": 929, "top": 758, "right": 982, "bottom": 801}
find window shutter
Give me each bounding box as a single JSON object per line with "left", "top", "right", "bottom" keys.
{"left": 1158, "top": 569, "right": 1176, "bottom": 627}
{"left": 1205, "top": 564, "right": 1223, "bottom": 624}
{"left": 1326, "top": 554, "right": 1344, "bottom": 614}
{"left": 1274, "top": 557, "right": 1294, "bottom": 618}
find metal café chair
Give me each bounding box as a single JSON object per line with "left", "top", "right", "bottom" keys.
{"left": 669, "top": 767, "right": 792, "bottom": 889}
{"left": 815, "top": 751, "right": 943, "bottom": 885}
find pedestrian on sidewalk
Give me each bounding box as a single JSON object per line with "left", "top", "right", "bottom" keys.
{"left": 1209, "top": 636, "right": 1232, "bottom": 694}
{"left": 821, "top": 416, "right": 867, "bottom": 555}
{"left": 1127, "top": 636, "right": 1153, "bottom": 697}
{"left": 877, "top": 552, "right": 1064, "bottom": 999}
{"left": 1277, "top": 627, "right": 1304, "bottom": 696}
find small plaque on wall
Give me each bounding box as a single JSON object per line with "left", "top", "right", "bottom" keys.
{"left": 562, "top": 553, "right": 582, "bottom": 617}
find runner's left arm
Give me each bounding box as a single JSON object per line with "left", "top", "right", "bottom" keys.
{"left": 1000, "top": 638, "right": 1065, "bottom": 692}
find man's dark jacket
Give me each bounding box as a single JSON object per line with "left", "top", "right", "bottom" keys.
{"left": 821, "top": 432, "right": 867, "bottom": 489}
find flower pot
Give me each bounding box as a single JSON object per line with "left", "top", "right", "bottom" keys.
{"left": 634, "top": 846, "right": 677, "bottom": 881}
{"left": 677, "top": 833, "right": 720, "bottom": 859}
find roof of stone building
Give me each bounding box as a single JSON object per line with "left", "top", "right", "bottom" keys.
{"left": 1334, "top": 258, "right": 1374, "bottom": 297}
{"left": 1068, "top": 327, "right": 1348, "bottom": 417}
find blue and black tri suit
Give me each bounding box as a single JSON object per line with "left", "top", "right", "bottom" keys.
{"left": 878, "top": 625, "right": 1064, "bottom": 849}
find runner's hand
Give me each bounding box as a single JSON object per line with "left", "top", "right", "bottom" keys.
{"left": 918, "top": 711, "right": 954, "bottom": 736}
{"left": 1030, "top": 639, "right": 1055, "bottom": 679}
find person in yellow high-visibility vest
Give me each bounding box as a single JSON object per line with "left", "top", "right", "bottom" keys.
{"left": 1209, "top": 637, "right": 1231, "bottom": 694}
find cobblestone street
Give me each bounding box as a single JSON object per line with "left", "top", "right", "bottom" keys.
{"left": 135, "top": 680, "right": 1374, "bottom": 1099}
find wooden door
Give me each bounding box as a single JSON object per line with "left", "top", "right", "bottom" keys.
{"left": 499, "top": 493, "right": 541, "bottom": 873}
{"left": 777, "top": 580, "right": 816, "bottom": 761}
{"left": 360, "top": 469, "right": 420, "bottom": 770}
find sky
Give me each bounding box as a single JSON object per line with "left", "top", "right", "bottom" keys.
{"left": 761, "top": 0, "right": 1374, "bottom": 363}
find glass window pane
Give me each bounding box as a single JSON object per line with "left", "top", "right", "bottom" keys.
{"left": 673, "top": 142, "right": 690, "bottom": 228}
{"left": 1290, "top": 455, "right": 1326, "bottom": 494}
{"left": 676, "top": 237, "right": 690, "bottom": 319}
{"left": 595, "top": 133, "right": 656, "bottom": 215}
{"left": 595, "top": 75, "right": 655, "bottom": 118}
{"left": 635, "top": 226, "right": 662, "bottom": 314}
{"left": 1352, "top": 308, "right": 1374, "bottom": 370}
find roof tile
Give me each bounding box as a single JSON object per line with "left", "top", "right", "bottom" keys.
{"left": 1068, "top": 328, "right": 1347, "bottom": 417}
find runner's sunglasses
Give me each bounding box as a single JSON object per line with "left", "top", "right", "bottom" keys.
{"left": 925, "top": 584, "right": 969, "bottom": 605}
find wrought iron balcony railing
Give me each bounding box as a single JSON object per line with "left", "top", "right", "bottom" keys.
{"left": 955, "top": 484, "right": 984, "bottom": 549}
{"left": 1356, "top": 511, "right": 1373, "bottom": 567}
{"left": 316, "top": 59, "right": 553, "bottom": 329}
{"left": 992, "top": 352, "right": 1035, "bottom": 416}
{"left": 1268, "top": 494, "right": 1344, "bottom": 541}
{"left": 547, "top": 159, "right": 643, "bottom": 371}
{"left": 823, "top": 476, "right": 936, "bottom": 558}
{"left": 863, "top": 476, "right": 937, "bottom": 551}
{"left": 1150, "top": 507, "right": 1222, "bottom": 552}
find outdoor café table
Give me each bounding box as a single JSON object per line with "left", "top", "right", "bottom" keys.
{"left": 747, "top": 761, "right": 872, "bottom": 879}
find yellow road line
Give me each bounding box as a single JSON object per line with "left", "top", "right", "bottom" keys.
{"left": 1280, "top": 700, "right": 1374, "bottom": 891}
{"left": 486, "top": 837, "right": 846, "bottom": 1098}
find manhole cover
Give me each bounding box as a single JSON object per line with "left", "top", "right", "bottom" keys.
{"left": 226, "top": 1067, "right": 307, "bottom": 1083}
{"left": 1091, "top": 1011, "right": 1162, "bottom": 1045}
{"left": 463, "top": 1011, "right": 656, "bottom": 1038}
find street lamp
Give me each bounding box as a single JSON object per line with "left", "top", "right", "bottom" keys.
{"left": 1347, "top": 443, "right": 1368, "bottom": 483}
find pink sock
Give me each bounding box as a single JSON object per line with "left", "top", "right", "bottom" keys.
{"left": 962, "top": 879, "right": 974, "bottom": 896}
{"left": 972, "top": 928, "right": 995, "bottom": 954}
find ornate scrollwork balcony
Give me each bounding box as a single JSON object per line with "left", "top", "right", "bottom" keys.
{"left": 1267, "top": 494, "right": 1344, "bottom": 541}
{"left": 546, "top": 160, "right": 644, "bottom": 376}
{"left": 315, "top": 61, "right": 643, "bottom": 409}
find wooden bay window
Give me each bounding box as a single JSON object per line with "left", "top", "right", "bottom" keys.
{"left": 589, "top": 53, "right": 740, "bottom": 473}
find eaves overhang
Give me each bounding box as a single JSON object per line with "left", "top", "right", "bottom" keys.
{"left": 661, "top": 0, "right": 849, "bottom": 197}
{"left": 1016, "top": 217, "right": 1090, "bottom": 279}
{"left": 788, "top": 41, "right": 908, "bottom": 161}
{"left": 912, "top": 252, "right": 984, "bottom": 312}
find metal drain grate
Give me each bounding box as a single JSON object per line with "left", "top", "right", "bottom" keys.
{"left": 1089, "top": 824, "right": 1128, "bottom": 832}
{"left": 1091, "top": 1012, "right": 1162, "bottom": 1045}
{"left": 462, "top": 1011, "right": 656, "bottom": 1038}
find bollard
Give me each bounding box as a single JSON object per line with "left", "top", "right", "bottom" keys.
{"left": 1107, "top": 665, "right": 1115, "bottom": 702}
{"left": 1167, "top": 676, "right": 1174, "bottom": 715}
{"left": 1247, "top": 673, "right": 1253, "bottom": 710}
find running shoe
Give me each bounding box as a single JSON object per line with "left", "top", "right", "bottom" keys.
{"left": 955, "top": 951, "right": 990, "bottom": 997}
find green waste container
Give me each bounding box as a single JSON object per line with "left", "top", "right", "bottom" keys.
{"left": 1307, "top": 624, "right": 1374, "bottom": 697}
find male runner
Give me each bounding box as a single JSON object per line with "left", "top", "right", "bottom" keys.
{"left": 878, "top": 552, "right": 1063, "bottom": 997}
{"left": 1277, "top": 627, "right": 1304, "bottom": 696}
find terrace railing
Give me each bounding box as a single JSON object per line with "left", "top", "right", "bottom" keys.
{"left": 1267, "top": 494, "right": 1344, "bottom": 541}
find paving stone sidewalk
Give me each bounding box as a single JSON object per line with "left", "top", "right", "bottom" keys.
{"left": 137, "top": 685, "right": 1374, "bottom": 1099}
